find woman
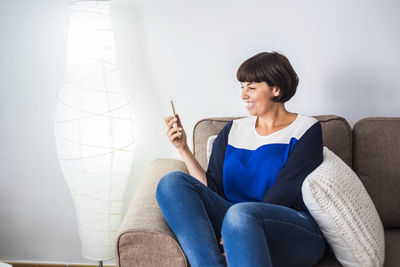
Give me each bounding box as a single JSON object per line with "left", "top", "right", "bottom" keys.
{"left": 156, "top": 51, "right": 327, "bottom": 267}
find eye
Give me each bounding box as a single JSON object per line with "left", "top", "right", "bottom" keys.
{"left": 240, "top": 85, "right": 256, "bottom": 90}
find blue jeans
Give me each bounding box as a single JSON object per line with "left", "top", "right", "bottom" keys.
{"left": 156, "top": 171, "right": 327, "bottom": 267}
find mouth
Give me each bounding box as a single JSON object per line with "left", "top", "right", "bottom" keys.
{"left": 246, "top": 102, "right": 256, "bottom": 110}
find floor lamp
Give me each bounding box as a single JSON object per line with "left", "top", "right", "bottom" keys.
{"left": 55, "top": 0, "right": 135, "bottom": 265}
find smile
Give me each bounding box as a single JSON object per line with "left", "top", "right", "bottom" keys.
{"left": 246, "top": 102, "right": 256, "bottom": 109}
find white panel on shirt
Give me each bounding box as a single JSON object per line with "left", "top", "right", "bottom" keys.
{"left": 228, "top": 113, "right": 318, "bottom": 150}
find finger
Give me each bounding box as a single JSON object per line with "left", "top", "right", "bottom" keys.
{"left": 164, "top": 116, "right": 175, "bottom": 126}
{"left": 170, "top": 117, "right": 178, "bottom": 127}
{"left": 169, "top": 125, "right": 182, "bottom": 134}
{"left": 166, "top": 117, "right": 177, "bottom": 130}
{"left": 165, "top": 119, "right": 172, "bottom": 129}
{"left": 166, "top": 123, "right": 173, "bottom": 135}
{"left": 164, "top": 115, "right": 174, "bottom": 126}
{"left": 168, "top": 127, "right": 180, "bottom": 137}
{"left": 171, "top": 131, "right": 182, "bottom": 141}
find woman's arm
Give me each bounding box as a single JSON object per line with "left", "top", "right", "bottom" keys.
{"left": 165, "top": 114, "right": 207, "bottom": 185}
{"left": 262, "top": 121, "right": 323, "bottom": 210}
{"left": 178, "top": 144, "right": 207, "bottom": 186}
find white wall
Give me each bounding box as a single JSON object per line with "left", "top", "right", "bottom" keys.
{"left": 0, "top": 0, "right": 399, "bottom": 264}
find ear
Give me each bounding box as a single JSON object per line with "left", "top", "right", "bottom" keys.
{"left": 272, "top": 86, "right": 281, "bottom": 97}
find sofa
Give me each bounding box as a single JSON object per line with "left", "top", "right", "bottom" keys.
{"left": 115, "top": 115, "right": 400, "bottom": 266}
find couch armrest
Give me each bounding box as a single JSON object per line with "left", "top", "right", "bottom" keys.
{"left": 116, "top": 159, "right": 189, "bottom": 267}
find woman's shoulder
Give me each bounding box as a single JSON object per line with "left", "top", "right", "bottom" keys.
{"left": 295, "top": 114, "right": 322, "bottom": 141}
{"left": 278, "top": 113, "right": 320, "bottom": 141}
{"left": 297, "top": 113, "right": 319, "bottom": 127}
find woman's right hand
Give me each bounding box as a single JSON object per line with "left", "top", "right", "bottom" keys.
{"left": 220, "top": 237, "right": 227, "bottom": 263}
{"left": 164, "top": 114, "right": 187, "bottom": 150}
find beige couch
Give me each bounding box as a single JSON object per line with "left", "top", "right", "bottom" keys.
{"left": 116, "top": 115, "right": 400, "bottom": 266}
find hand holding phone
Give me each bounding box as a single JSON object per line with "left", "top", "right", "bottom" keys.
{"left": 165, "top": 100, "right": 185, "bottom": 145}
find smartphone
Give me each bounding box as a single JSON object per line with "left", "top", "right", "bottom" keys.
{"left": 170, "top": 100, "right": 177, "bottom": 121}
{"left": 170, "top": 100, "right": 180, "bottom": 138}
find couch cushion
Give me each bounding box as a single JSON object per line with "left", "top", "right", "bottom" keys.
{"left": 353, "top": 117, "right": 400, "bottom": 227}
{"left": 315, "top": 246, "right": 342, "bottom": 267}
{"left": 383, "top": 229, "right": 400, "bottom": 266}
{"left": 193, "top": 115, "right": 352, "bottom": 170}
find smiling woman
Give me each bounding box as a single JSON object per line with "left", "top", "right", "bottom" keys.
{"left": 237, "top": 52, "right": 299, "bottom": 103}
{"left": 157, "top": 51, "right": 327, "bottom": 267}
{"left": 237, "top": 52, "right": 300, "bottom": 136}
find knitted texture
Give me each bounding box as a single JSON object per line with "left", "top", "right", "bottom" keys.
{"left": 302, "top": 146, "right": 385, "bottom": 267}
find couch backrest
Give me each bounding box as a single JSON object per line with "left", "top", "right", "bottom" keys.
{"left": 193, "top": 115, "right": 352, "bottom": 170}
{"left": 192, "top": 115, "right": 400, "bottom": 228}
{"left": 353, "top": 117, "right": 400, "bottom": 228}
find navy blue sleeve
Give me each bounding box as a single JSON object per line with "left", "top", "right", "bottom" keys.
{"left": 261, "top": 121, "right": 323, "bottom": 210}
{"left": 205, "top": 121, "right": 233, "bottom": 199}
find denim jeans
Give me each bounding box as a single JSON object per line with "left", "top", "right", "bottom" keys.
{"left": 156, "top": 171, "right": 327, "bottom": 267}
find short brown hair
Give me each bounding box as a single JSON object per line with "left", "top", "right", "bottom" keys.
{"left": 236, "top": 51, "right": 299, "bottom": 103}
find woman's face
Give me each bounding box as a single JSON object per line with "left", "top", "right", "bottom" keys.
{"left": 240, "top": 81, "right": 280, "bottom": 116}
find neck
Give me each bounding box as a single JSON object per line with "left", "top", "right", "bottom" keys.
{"left": 256, "top": 104, "right": 293, "bottom": 130}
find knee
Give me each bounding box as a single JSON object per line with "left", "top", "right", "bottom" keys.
{"left": 156, "top": 171, "right": 188, "bottom": 201}
{"left": 221, "top": 203, "right": 256, "bottom": 234}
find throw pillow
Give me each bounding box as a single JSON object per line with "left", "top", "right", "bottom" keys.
{"left": 302, "top": 146, "right": 385, "bottom": 267}
{"left": 206, "top": 135, "right": 218, "bottom": 163}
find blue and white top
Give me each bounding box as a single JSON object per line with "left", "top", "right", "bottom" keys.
{"left": 205, "top": 113, "right": 323, "bottom": 212}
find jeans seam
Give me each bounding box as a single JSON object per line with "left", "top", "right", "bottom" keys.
{"left": 260, "top": 217, "right": 323, "bottom": 238}
{"left": 193, "top": 183, "right": 222, "bottom": 257}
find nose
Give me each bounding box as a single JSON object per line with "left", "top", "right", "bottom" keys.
{"left": 241, "top": 86, "right": 249, "bottom": 100}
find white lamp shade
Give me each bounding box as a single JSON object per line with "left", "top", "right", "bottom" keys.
{"left": 55, "top": 0, "right": 135, "bottom": 260}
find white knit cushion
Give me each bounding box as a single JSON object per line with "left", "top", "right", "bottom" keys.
{"left": 302, "top": 146, "right": 385, "bottom": 267}
{"left": 206, "top": 135, "right": 218, "bottom": 163}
